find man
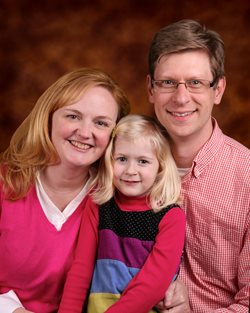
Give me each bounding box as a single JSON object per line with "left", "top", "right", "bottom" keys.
{"left": 147, "top": 19, "right": 250, "bottom": 312}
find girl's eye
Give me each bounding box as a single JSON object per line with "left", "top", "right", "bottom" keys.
{"left": 116, "top": 156, "right": 127, "bottom": 162}
{"left": 138, "top": 159, "right": 149, "bottom": 165}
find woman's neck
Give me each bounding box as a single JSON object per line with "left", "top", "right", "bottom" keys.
{"left": 40, "top": 164, "right": 90, "bottom": 211}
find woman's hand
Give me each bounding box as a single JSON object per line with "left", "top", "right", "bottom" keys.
{"left": 13, "top": 308, "right": 34, "bottom": 313}
{"left": 156, "top": 279, "right": 191, "bottom": 313}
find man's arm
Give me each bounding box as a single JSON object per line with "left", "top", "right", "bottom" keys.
{"left": 159, "top": 209, "right": 250, "bottom": 313}
{"left": 212, "top": 211, "right": 250, "bottom": 312}
{"left": 157, "top": 279, "right": 191, "bottom": 313}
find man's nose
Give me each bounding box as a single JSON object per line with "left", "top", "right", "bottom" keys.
{"left": 172, "top": 83, "right": 191, "bottom": 105}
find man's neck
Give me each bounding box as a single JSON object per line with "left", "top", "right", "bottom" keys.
{"left": 171, "top": 132, "right": 212, "bottom": 168}
{"left": 171, "top": 124, "right": 214, "bottom": 168}
{"left": 171, "top": 141, "right": 197, "bottom": 168}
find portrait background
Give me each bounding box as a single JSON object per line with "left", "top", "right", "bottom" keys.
{"left": 1, "top": 0, "right": 249, "bottom": 151}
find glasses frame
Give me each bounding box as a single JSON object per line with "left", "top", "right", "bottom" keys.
{"left": 151, "top": 77, "right": 217, "bottom": 93}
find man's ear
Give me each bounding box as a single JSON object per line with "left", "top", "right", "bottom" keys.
{"left": 214, "top": 76, "right": 226, "bottom": 105}
{"left": 146, "top": 74, "right": 154, "bottom": 103}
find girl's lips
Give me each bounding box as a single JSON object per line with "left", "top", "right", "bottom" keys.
{"left": 121, "top": 179, "right": 140, "bottom": 184}
{"left": 69, "top": 140, "right": 92, "bottom": 150}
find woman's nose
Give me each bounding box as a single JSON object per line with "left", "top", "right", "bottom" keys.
{"left": 76, "top": 121, "right": 91, "bottom": 138}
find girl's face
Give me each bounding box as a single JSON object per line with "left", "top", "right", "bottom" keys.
{"left": 51, "top": 86, "right": 118, "bottom": 170}
{"left": 112, "top": 136, "right": 160, "bottom": 197}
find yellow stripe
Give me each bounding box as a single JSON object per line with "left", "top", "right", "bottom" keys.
{"left": 87, "top": 292, "right": 158, "bottom": 313}
{"left": 88, "top": 293, "right": 120, "bottom": 313}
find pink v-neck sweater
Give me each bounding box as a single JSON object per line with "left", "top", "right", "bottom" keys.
{"left": 0, "top": 185, "right": 87, "bottom": 313}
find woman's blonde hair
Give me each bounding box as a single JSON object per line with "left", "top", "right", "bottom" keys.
{"left": 0, "top": 68, "right": 130, "bottom": 200}
{"left": 91, "top": 114, "right": 181, "bottom": 211}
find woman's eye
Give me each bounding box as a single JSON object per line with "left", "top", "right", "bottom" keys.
{"left": 67, "top": 114, "right": 79, "bottom": 120}
{"left": 95, "top": 120, "right": 109, "bottom": 127}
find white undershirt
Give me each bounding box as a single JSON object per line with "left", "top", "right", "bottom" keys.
{"left": 0, "top": 171, "right": 93, "bottom": 312}
{"left": 178, "top": 167, "right": 190, "bottom": 177}
{"left": 35, "top": 172, "right": 92, "bottom": 230}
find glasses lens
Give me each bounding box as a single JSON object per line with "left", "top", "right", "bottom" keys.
{"left": 153, "top": 79, "right": 212, "bottom": 93}
{"left": 153, "top": 80, "right": 176, "bottom": 93}
{"left": 186, "top": 80, "right": 210, "bottom": 93}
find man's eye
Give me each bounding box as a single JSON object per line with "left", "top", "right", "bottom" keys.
{"left": 162, "top": 80, "right": 175, "bottom": 86}
{"left": 189, "top": 80, "right": 202, "bottom": 86}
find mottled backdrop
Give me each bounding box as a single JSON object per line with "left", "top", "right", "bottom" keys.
{"left": 0, "top": 0, "right": 249, "bottom": 151}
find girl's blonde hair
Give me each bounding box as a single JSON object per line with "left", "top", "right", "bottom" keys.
{"left": 0, "top": 68, "right": 130, "bottom": 200}
{"left": 91, "top": 114, "right": 181, "bottom": 211}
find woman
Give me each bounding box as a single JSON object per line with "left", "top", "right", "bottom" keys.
{"left": 0, "top": 68, "right": 130, "bottom": 313}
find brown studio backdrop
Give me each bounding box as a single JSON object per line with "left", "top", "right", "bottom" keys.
{"left": 0, "top": 0, "right": 250, "bottom": 151}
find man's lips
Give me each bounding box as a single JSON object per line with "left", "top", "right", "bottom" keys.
{"left": 69, "top": 140, "right": 92, "bottom": 150}
{"left": 167, "top": 109, "right": 197, "bottom": 117}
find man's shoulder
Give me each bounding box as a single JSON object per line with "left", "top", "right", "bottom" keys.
{"left": 222, "top": 133, "right": 250, "bottom": 159}
{"left": 219, "top": 133, "right": 250, "bottom": 183}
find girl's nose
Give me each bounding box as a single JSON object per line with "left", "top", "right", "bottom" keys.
{"left": 125, "top": 162, "right": 138, "bottom": 175}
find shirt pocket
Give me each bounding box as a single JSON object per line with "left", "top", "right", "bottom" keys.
{"left": 188, "top": 219, "right": 241, "bottom": 279}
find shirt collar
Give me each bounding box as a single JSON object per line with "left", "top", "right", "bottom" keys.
{"left": 191, "top": 118, "right": 224, "bottom": 178}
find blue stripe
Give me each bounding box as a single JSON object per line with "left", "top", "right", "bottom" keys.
{"left": 90, "top": 259, "right": 139, "bottom": 294}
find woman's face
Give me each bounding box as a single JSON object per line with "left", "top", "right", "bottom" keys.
{"left": 51, "top": 86, "right": 118, "bottom": 170}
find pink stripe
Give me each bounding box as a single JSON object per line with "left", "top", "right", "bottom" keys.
{"left": 97, "top": 229, "right": 154, "bottom": 268}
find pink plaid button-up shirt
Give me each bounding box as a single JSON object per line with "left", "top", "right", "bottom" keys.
{"left": 179, "top": 119, "right": 250, "bottom": 313}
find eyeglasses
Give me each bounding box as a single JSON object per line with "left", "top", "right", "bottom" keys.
{"left": 151, "top": 78, "right": 217, "bottom": 93}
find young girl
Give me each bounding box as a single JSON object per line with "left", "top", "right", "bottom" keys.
{"left": 59, "top": 114, "right": 186, "bottom": 313}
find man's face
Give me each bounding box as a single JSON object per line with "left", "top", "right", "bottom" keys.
{"left": 147, "top": 50, "right": 225, "bottom": 143}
